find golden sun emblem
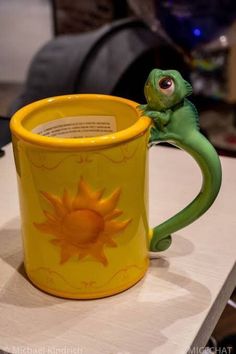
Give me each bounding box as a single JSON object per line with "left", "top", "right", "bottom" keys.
{"left": 35, "top": 178, "right": 131, "bottom": 266}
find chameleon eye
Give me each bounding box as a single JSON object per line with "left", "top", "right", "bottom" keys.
{"left": 158, "top": 77, "right": 175, "bottom": 96}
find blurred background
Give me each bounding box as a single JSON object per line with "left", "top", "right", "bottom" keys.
{"left": 0, "top": 0, "right": 236, "bottom": 351}
{"left": 2, "top": 0, "right": 236, "bottom": 157}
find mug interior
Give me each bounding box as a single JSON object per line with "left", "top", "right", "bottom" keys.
{"left": 22, "top": 95, "right": 139, "bottom": 138}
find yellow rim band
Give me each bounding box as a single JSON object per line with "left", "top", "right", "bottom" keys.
{"left": 10, "top": 94, "right": 151, "bottom": 150}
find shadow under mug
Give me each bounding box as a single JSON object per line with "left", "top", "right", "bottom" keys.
{"left": 10, "top": 94, "right": 221, "bottom": 299}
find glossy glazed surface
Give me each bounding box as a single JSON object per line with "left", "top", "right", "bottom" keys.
{"left": 11, "top": 94, "right": 151, "bottom": 299}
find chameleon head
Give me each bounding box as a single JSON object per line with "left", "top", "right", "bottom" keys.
{"left": 144, "top": 69, "right": 193, "bottom": 111}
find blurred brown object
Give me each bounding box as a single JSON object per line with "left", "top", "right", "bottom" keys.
{"left": 212, "top": 290, "right": 236, "bottom": 342}
{"left": 51, "top": 0, "right": 129, "bottom": 35}
{"left": 227, "top": 45, "right": 236, "bottom": 103}
{"left": 226, "top": 22, "right": 236, "bottom": 103}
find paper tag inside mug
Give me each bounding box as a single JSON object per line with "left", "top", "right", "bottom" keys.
{"left": 32, "top": 116, "right": 117, "bottom": 138}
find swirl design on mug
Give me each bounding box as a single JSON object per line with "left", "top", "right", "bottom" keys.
{"left": 90, "top": 142, "right": 140, "bottom": 164}
{"left": 34, "top": 178, "right": 132, "bottom": 266}
{"left": 26, "top": 140, "right": 140, "bottom": 171}
{"left": 28, "top": 263, "right": 147, "bottom": 294}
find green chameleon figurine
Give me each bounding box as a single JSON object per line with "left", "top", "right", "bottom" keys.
{"left": 139, "top": 68, "right": 199, "bottom": 145}
{"left": 138, "top": 69, "right": 222, "bottom": 253}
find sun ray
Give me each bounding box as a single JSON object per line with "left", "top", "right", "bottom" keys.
{"left": 104, "top": 209, "right": 123, "bottom": 221}
{"left": 72, "top": 178, "right": 100, "bottom": 210}
{"left": 35, "top": 178, "right": 131, "bottom": 266}
{"left": 104, "top": 238, "right": 117, "bottom": 247}
{"left": 41, "top": 191, "right": 67, "bottom": 218}
{"left": 103, "top": 219, "right": 132, "bottom": 235}
{"left": 43, "top": 210, "right": 59, "bottom": 222}
{"left": 62, "top": 189, "right": 72, "bottom": 212}
{"left": 60, "top": 247, "right": 72, "bottom": 264}
{"left": 89, "top": 246, "right": 108, "bottom": 266}
{"left": 78, "top": 177, "right": 104, "bottom": 201}
{"left": 95, "top": 188, "right": 121, "bottom": 216}
{"left": 35, "top": 219, "right": 62, "bottom": 236}
{"left": 34, "top": 221, "right": 55, "bottom": 234}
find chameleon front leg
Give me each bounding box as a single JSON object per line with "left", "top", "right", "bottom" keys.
{"left": 138, "top": 105, "right": 171, "bottom": 128}
{"left": 143, "top": 110, "right": 171, "bottom": 131}
{"left": 152, "top": 111, "right": 171, "bottom": 131}
{"left": 138, "top": 106, "right": 175, "bottom": 143}
{"left": 147, "top": 110, "right": 179, "bottom": 145}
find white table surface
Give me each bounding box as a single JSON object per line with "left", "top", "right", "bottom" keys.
{"left": 0, "top": 144, "right": 235, "bottom": 354}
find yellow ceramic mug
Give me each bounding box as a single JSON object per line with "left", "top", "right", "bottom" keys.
{"left": 10, "top": 94, "right": 221, "bottom": 299}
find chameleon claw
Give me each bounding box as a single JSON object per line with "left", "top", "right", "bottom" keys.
{"left": 137, "top": 104, "right": 147, "bottom": 112}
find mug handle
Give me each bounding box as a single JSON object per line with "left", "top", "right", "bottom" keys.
{"left": 149, "top": 127, "right": 222, "bottom": 252}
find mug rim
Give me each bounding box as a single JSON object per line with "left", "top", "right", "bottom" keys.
{"left": 10, "top": 94, "right": 151, "bottom": 149}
